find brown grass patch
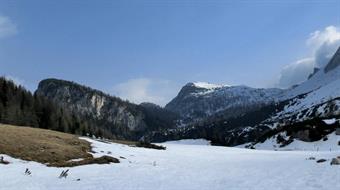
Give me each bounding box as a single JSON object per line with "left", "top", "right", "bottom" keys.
{"left": 0, "top": 124, "right": 118, "bottom": 167}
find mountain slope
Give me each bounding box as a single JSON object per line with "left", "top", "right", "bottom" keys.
{"left": 36, "top": 79, "right": 177, "bottom": 140}
{"left": 165, "top": 82, "right": 284, "bottom": 124}
{"left": 148, "top": 47, "right": 340, "bottom": 147}
{"left": 282, "top": 46, "right": 340, "bottom": 100}
{"left": 270, "top": 47, "right": 340, "bottom": 123}
{"left": 0, "top": 77, "right": 99, "bottom": 136}
{"left": 247, "top": 47, "right": 340, "bottom": 148}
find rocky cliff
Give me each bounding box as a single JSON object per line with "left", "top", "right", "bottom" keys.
{"left": 36, "top": 79, "right": 177, "bottom": 140}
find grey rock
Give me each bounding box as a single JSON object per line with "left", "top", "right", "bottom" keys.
{"left": 330, "top": 157, "right": 340, "bottom": 165}
{"left": 316, "top": 159, "right": 327, "bottom": 163}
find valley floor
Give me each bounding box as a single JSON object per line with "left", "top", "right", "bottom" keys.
{"left": 1, "top": 138, "right": 339, "bottom": 190}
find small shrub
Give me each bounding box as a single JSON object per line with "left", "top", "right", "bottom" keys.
{"left": 24, "top": 168, "right": 31, "bottom": 175}
{"left": 59, "top": 169, "right": 69, "bottom": 179}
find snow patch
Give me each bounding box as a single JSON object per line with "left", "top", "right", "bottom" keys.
{"left": 323, "top": 118, "right": 338, "bottom": 125}
{"left": 193, "top": 82, "right": 227, "bottom": 89}
{"left": 163, "top": 139, "right": 211, "bottom": 145}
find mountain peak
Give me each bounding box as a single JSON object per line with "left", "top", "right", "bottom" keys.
{"left": 324, "top": 46, "right": 340, "bottom": 73}
{"left": 185, "top": 82, "right": 228, "bottom": 89}
{"left": 192, "top": 82, "right": 227, "bottom": 89}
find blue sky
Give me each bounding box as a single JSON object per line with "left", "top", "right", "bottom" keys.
{"left": 0, "top": 0, "right": 340, "bottom": 105}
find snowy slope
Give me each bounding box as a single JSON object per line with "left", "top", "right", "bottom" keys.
{"left": 1, "top": 138, "right": 339, "bottom": 190}
{"left": 166, "top": 82, "right": 284, "bottom": 123}
{"left": 271, "top": 77, "right": 340, "bottom": 122}
{"left": 158, "top": 47, "right": 340, "bottom": 147}
{"left": 282, "top": 47, "right": 340, "bottom": 100}
{"left": 271, "top": 47, "right": 340, "bottom": 122}
{"left": 163, "top": 138, "right": 211, "bottom": 145}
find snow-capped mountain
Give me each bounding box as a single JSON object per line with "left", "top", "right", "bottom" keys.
{"left": 165, "top": 82, "right": 284, "bottom": 123}
{"left": 242, "top": 47, "right": 340, "bottom": 148}
{"left": 166, "top": 46, "right": 340, "bottom": 127}
{"left": 147, "top": 47, "right": 340, "bottom": 148}
{"left": 269, "top": 46, "right": 340, "bottom": 123}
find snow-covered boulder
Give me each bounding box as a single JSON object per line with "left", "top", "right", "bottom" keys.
{"left": 330, "top": 157, "right": 340, "bottom": 165}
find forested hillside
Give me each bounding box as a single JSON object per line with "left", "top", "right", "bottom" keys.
{"left": 0, "top": 77, "right": 109, "bottom": 138}
{"left": 36, "top": 78, "right": 178, "bottom": 140}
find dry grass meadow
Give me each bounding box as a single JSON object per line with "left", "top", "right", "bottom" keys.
{"left": 0, "top": 124, "right": 118, "bottom": 167}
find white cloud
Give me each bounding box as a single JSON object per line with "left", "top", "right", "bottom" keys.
{"left": 0, "top": 15, "right": 17, "bottom": 39}
{"left": 112, "top": 78, "right": 179, "bottom": 106}
{"left": 307, "top": 26, "right": 340, "bottom": 50}
{"left": 277, "top": 58, "right": 314, "bottom": 88}
{"left": 277, "top": 25, "right": 340, "bottom": 88}
{"left": 308, "top": 26, "right": 340, "bottom": 67}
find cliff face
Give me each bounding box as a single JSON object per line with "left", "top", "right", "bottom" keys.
{"left": 36, "top": 79, "right": 176, "bottom": 140}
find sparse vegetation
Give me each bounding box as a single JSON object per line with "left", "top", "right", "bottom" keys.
{"left": 24, "top": 168, "right": 31, "bottom": 175}
{"left": 0, "top": 124, "right": 119, "bottom": 167}
{"left": 59, "top": 169, "right": 69, "bottom": 178}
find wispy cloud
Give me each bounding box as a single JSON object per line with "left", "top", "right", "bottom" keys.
{"left": 277, "top": 25, "right": 340, "bottom": 88}
{"left": 112, "top": 78, "right": 179, "bottom": 106}
{"left": 0, "top": 15, "right": 17, "bottom": 39}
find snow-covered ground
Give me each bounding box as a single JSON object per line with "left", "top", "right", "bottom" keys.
{"left": 163, "top": 138, "right": 211, "bottom": 145}
{"left": 0, "top": 138, "right": 339, "bottom": 190}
